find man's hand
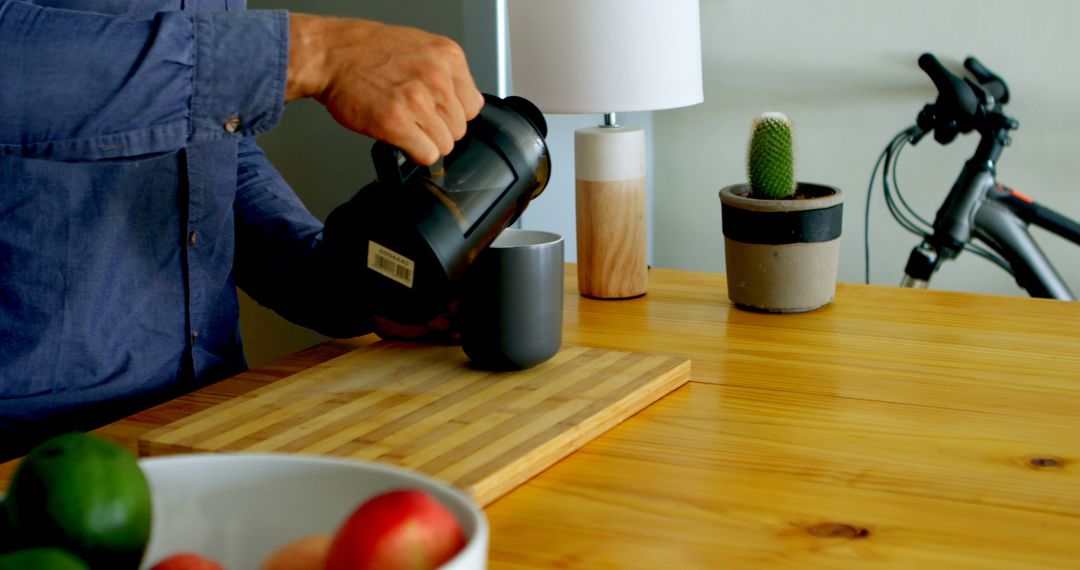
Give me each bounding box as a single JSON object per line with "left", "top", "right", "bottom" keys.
{"left": 286, "top": 13, "right": 485, "bottom": 165}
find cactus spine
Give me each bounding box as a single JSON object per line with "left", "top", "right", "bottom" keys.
{"left": 747, "top": 112, "right": 796, "bottom": 199}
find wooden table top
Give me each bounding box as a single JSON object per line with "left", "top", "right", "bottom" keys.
{"left": 4, "top": 267, "right": 1079, "bottom": 568}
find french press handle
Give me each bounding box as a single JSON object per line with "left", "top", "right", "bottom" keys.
{"left": 371, "top": 141, "right": 422, "bottom": 188}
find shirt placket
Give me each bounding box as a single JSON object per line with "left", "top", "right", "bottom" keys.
{"left": 182, "top": 145, "right": 208, "bottom": 368}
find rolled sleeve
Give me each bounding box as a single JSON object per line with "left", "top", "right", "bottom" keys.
{"left": 0, "top": 0, "right": 289, "bottom": 161}
{"left": 191, "top": 9, "right": 288, "bottom": 141}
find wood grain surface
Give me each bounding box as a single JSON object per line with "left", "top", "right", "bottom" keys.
{"left": 3, "top": 266, "right": 1079, "bottom": 568}
{"left": 486, "top": 380, "right": 1080, "bottom": 569}
{"left": 138, "top": 342, "right": 690, "bottom": 506}
{"left": 482, "top": 268, "right": 1080, "bottom": 568}
{"left": 575, "top": 178, "right": 648, "bottom": 299}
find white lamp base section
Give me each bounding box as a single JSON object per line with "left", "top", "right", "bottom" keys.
{"left": 574, "top": 126, "right": 648, "bottom": 299}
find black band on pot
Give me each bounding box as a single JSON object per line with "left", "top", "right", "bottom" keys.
{"left": 722, "top": 204, "right": 843, "bottom": 245}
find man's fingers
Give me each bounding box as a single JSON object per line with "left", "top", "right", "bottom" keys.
{"left": 412, "top": 94, "right": 455, "bottom": 159}
{"left": 454, "top": 75, "right": 485, "bottom": 122}
{"left": 393, "top": 123, "right": 441, "bottom": 166}
{"left": 369, "top": 97, "right": 457, "bottom": 165}
{"left": 422, "top": 119, "right": 455, "bottom": 160}
{"left": 429, "top": 64, "right": 471, "bottom": 141}
{"left": 432, "top": 35, "right": 483, "bottom": 124}
{"left": 438, "top": 99, "right": 467, "bottom": 142}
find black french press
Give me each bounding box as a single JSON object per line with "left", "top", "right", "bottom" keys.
{"left": 324, "top": 94, "right": 551, "bottom": 325}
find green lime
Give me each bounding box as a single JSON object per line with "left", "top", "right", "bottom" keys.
{"left": 0, "top": 548, "right": 90, "bottom": 570}
{"left": 4, "top": 433, "right": 152, "bottom": 569}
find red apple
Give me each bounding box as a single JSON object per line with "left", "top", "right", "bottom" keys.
{"left": 325, "top": 489, "right": 467, "bottom": 570}
{"left": 149, "top": 552, "right": 225, "bottom": 570}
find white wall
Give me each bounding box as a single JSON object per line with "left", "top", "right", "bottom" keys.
{"left": 653, "top": 0, "right": 1080, "bottom": 296}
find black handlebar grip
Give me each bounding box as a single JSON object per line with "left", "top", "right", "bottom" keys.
{"left": 964, "top": 56, "right": 1010, "bottom": 103}
{"left": 918, "top": 53, "right": 980, "bottom": 118}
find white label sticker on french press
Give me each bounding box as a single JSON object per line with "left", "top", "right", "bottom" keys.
{"left": 367, "top": 241, "right": 415, "bottom": 289}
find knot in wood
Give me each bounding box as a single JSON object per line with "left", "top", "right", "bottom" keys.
{"left": 1028, "top": 456, "right": 1065, "bottom": 469}
{"left": 806, "top": 523, "right": 870, "bottom": 539}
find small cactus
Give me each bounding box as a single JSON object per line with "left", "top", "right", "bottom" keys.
{"left": 747, "top": 112, "right": 796, "bottom": 199}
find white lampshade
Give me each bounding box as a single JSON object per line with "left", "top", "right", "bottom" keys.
{"left": 507, "top": 0, "right": 703, "bottom": 114}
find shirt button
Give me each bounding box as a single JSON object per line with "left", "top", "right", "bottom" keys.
{"left": 191, "top": 330, "right": 199, "bottom": 342}
{"left": 223, "top": 117, "right": 241, "bottom": 133}
{"left": 188, "top": 230, "right": 198, "bottom": 246}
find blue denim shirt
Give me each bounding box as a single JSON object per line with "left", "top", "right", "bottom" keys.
{"left": 0, "top": 0, "right": 373, "bottom": 447}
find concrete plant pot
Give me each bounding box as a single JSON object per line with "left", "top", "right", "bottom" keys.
{"left": 718, "top": 183, "right": 843, "bottom": 313}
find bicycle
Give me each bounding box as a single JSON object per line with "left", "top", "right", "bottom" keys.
{"left": 866, "top": 52, "right": 1080, "bottom": 300}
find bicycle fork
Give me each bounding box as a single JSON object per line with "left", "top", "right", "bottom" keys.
{"left": 901, "top": 159, "right": 996, "bottom": 289}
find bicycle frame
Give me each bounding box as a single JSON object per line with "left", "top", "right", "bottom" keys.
{"left": 978, "top": 185, "right": 1080, "bottom": 299}
{"left": 901, "top": 163, "right": 1079, "bottom": 300}
{"left": 975, "top": 187, "right": 1076, "bottom": 299}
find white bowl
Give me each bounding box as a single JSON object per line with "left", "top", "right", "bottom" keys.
{"left": 137, "top": 454, "right": 488, "bottom": 570}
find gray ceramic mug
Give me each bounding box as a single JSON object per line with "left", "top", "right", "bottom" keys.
{"left": 459, "top": 229, "right": 564, "bottom": 370}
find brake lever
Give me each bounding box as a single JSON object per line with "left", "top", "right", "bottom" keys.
{"left": 908, "top": 128, "right": 930, "bottom": 146}
{"left": 918, "top": 104, "right": 960, "bottom": 146}
{"left": 911, "top": 105, "right": 936, "bottom": 145}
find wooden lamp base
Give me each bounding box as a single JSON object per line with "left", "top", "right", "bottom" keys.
{"left": 574, "top": 126, "right": 648, "bottom": 299}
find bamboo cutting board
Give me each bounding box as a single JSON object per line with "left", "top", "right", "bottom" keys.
{"left": 138, "top": 342, "right": 690, "bottom": 506}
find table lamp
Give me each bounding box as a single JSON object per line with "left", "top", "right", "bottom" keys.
{"left": 507, "top": 0, "right": 703, "bottom": 299}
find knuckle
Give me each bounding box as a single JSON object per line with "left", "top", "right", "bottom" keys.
{"left": 379, "top": 101, "right": 407, "bottom": 128}
{"left": 434, "top": 36, "right": 465, "bottom": 58}
{"left": 462, "top": 97, "right": 483, "bottom": 121}
{"left": 368, "top": 105, "right": 410, "bottom": 142}
{"left": 401, "top": 81, "right": 428, "bottom": 106}
{"left": 469, "top": 94, "right": 484, "bottom": 115}
{"left": 418, "top": 61, "right": 449, "bottom": 84}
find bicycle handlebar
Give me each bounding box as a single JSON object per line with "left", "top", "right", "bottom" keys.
{"left": 899, "top": 53, "right": 1019, "bottom": 275}
{"left": 914, "top": 53, "right": 1016, "bottom": 146}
